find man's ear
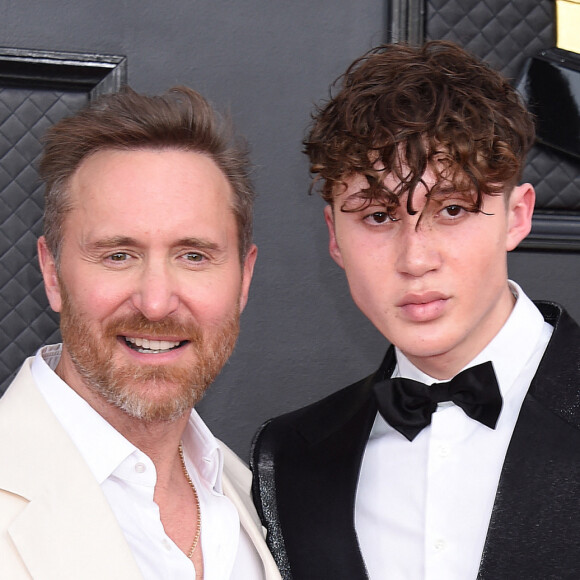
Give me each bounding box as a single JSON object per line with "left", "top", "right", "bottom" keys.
{"left": 324, "top": 204, "right": 345, "bottom": 269}
{"left": 506, "top": 183, "right": 535, "bottom": 251}
{"left": 238, "top": 243, "right": 257, "bottom": 313}
{"left": 37, "top": 236, "right": 62, "bottom": 313}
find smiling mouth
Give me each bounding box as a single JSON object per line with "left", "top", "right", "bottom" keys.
{"left": 123, "top": 337, "right": 188, "bottom": 354}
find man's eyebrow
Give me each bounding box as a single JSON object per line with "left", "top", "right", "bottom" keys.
{"left": 341, "top": 191, "right": 396, "bottom": 209}
{"left": 340, "top": 192, "right": 376, "bottom": 208}
{"left": 344, "top": 191, "right": 368, "bottom": 203}
{"left": 86, "top": 236, "right": 221, "bottom": 252}
{"left": 175, "top": 238, "right": 221, "bottom": 252}
{"left": 87, "top": 236, "right": 138, "bottom": 250}
{"left": 427, "top": 186, "right": 472, "bottom": 199}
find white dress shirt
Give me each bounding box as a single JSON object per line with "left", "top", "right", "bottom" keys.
{"left": 31, "top": 345, "right": 264, "bottom": 580}
{"left": 355, "top": 283, "right": 553, "bottom": 579}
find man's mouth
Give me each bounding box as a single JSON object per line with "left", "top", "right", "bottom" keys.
{"left": 397, "top": 292, "right": 449, "bottom": 322}
{"left": 398, "top": 291, "right": 448, "bottom": 307}
{"left": 123, "top": 337, "right": 188, "bottom": 354}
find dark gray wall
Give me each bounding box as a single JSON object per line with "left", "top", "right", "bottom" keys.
{"left": 1, "top": 1, "right": 579, "bottom": 460}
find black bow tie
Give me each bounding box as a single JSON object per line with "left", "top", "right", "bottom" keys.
{"left": 373, "top": 361, "right": 502, "bottom": 441}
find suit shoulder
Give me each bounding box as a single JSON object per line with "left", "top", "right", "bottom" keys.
{"left": 262, "top": 374, "right": 371, "bottom": 433}
{"left": 532, "top": 301, "right": 580, "bottom": 428}
{"left": 252, "top": 370, "right": 381, "bottom": 470}
{"left": 252, "top": 349, "right": 394, "bottom": 466}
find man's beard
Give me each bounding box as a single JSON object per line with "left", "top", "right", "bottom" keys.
{"left": 58, "top": 291, "right": 240, "bottom": 423}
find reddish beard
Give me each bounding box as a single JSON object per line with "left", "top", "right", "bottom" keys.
{"left": 58, "top": 291, "right": 240, "bottom": 422}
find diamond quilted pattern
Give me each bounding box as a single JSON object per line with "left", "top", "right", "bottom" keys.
{"left": 1, "top": 87, "right": 87, "bottom": 393}
{"left": 427, "top": 0, "right": 554, "bottom": 79}
{"left": 524, "top": 147, "right": 580, "bottom": 210}
{"left": 426, "top": 0, "right": 580, "bottom": 218}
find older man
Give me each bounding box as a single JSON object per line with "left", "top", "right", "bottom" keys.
{"left": 0, "top": 86, "right": 280, "bottom": 579}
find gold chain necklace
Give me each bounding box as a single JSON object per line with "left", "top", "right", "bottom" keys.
{"left": 178, "top": 442, "right": 201, "bottom": 558}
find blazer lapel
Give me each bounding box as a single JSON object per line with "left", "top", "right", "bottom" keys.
{"left": 220, "top": 442, "right": 282, "bottom": 579}
{"left": 0, "top": 360, "right": 142, "bottom": 579}
{"left": 478, "top": 303, "right": 580, "bottom": 579}
{"left": 9, "top": 480, "right": 143, "bottom": 580}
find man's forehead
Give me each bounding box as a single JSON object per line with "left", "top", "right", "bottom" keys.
{"left": 332, "top": 169, "right": 485, "bottom": 219}
{"left": 67, "top": 146, "right": 233, "bottom": 196}
{"left": 62, "top": 148, "right": 238, "bottom": 229}
{"left": 334, "top": 167, "right": 462, "bottom": 199}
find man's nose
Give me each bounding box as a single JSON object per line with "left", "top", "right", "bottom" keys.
{"left": 131, "top": 261, "right": 180, "bottom": 321}
{"left": 395, "top": 224, "right": 442, "bottom": 278}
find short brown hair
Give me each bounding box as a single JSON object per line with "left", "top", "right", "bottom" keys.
{"left": 40, "top": 86, "right": 255, "bottom": 262}
{"left": 304, "top": 41, "right": 535, "bottom": 213}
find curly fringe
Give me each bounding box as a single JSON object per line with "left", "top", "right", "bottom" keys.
{"left": 304, "top": 41, "right": 535, "bottom": 212}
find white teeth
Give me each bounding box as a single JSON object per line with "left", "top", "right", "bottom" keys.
{"left": 125, "top": 337, "right": 181, "bottom": 353}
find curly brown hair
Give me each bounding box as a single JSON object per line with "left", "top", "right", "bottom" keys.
{"left": 304, "top": 41, "right": 535, "bottom": 214}
{"left": 40, "top": 86, "right": 254, "bottom": 263}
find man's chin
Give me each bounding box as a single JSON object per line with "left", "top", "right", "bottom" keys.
{"left": 109, "top": 387, "right": 204, "bottom": 423}
{"left": 90, "top": 369, "right": 210, "bottom": 422}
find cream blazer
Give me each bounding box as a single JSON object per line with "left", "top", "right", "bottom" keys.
{"left": 0, "top": 358, "right": 281, "bottom": 580}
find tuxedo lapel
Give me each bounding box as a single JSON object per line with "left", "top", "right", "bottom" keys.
{"left": 0, "top": 360, "right": 142, "bottom": 579}
{"left": 478, "top": 302, "right": 580, "bottom": 579}
{"left": 477, "top": 395, "right": 580, "bottom": 579}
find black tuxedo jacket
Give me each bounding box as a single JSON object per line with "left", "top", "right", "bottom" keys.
{"left": 252, "top": 302, "right": 580, "bottom": 579}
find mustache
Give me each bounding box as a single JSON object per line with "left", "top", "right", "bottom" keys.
{"left": 103, "top": 313, "right": 203, "bottom": 343}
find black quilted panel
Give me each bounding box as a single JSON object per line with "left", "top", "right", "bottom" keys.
{"left": 426, "top": 0, "right": 580, "bottom": 212}
{"left": 523, "top": 145, "right": 580, "bottom": 210}
{"left": 0, "top": 88, "right": 88, "bottom": 393}
{"left": 427, "top": 0, "right": 554, "bottom": 79}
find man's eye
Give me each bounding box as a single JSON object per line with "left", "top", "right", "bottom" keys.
{"left": 442, "top": 205, "right": 464, "bottom": 218}
{"left": 365, "top": 211, "right": 397, "bottom": 225}
{"left": 185, "top": 252, "right": 204, "bottom": 262}
{"left": 108, "top": 252, "right": 129, "bottom": 261}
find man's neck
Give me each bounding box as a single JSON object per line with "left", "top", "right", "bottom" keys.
{"left": 405, "top": 349, "right": 479, "bottom": 381}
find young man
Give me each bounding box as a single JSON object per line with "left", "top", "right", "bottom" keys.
{"left": 252, "top": 42, "right": 580, "bottom": 579}
{"left": 0, "top": 86, "right": 281, "bottom": 579}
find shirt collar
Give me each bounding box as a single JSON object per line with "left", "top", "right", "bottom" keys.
{"left": 31, "top": 344, "right": 225, "bottom": 491}
{"left": 182, "top": 407, "right": 224, "bottom": 493}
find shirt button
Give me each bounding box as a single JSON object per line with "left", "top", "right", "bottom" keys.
{"left": 438, "top": 445, "right": 450, "bottom": 458}
{"left": 434, "top": 538, "right": 447, "bottom": 551}
{"left": 134, "top": 462, "right": 146, "bottom": 473}
{"left": 162, "top": 538, "right": 172, "bottom": 551}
